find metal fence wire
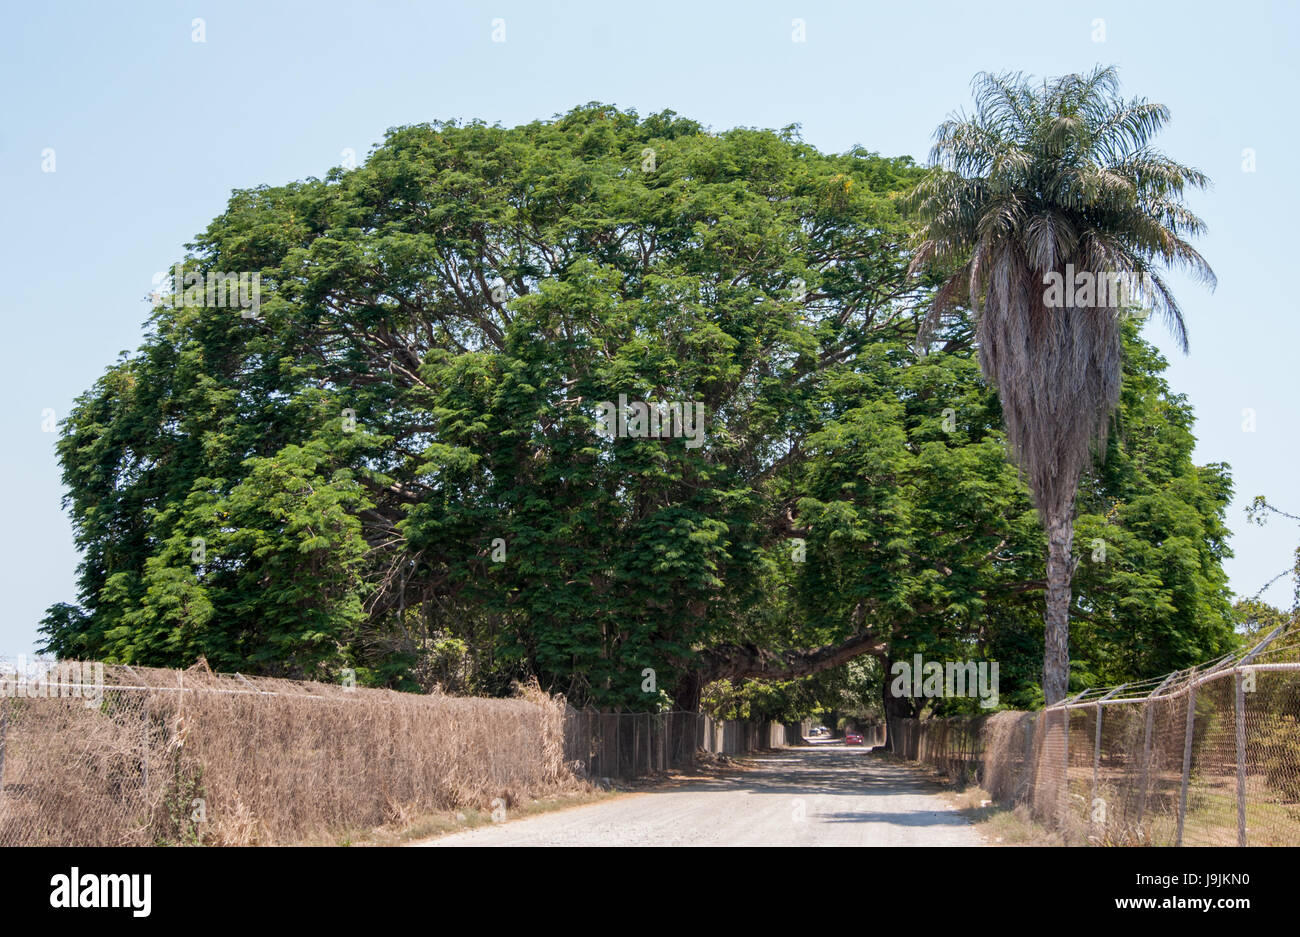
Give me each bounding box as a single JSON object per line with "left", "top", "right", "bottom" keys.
{"left": 561, "top": 709, "right": 813, "bottom": 780}
{"left": 0, "top": 661, "right": 575, "bottom": 846}
{"left": 0, "top": 657, "right": 821, "bottom": 845}
{"left": 894, "top": 622, "right": 1300, "bottom": 845}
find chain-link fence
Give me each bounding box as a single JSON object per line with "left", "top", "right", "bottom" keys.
{"left": 859, "top": 724, "right": 887, "bottom": 748}
{"left": 0, "top": 659, "right": 572, "bottom": 846}
{"left": 894, "top": 622, "right": 1300, "bottom": 845}
{"left": 0, "top": 657, "right": 814, "bottom": 845}
{"left": 562, "top": 709, "right": 807, "bottom": 780}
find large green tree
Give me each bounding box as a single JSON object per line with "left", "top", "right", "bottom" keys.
{"left": 908, "top": 67, "right": 1216, "bottom": 703}
{"left": 44, "top": 105, "right": 929, "bottom": 706}
{"left": 44, "top": 100, "right": 1234, "bottom": 716}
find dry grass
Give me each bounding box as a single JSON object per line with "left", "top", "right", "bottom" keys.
{"left": 893, "top": 655, "right": 1300, "bottom": 847}
{"left": 944, "top": 784, "right": 1069, "bottom": 847}
{"left": 880, "top": 749, "right": 1067, "bottom": 846}
{"left": 307, "top": 789, "right": 618, "bottom": 847}
{"left": 0, "top": 662, "right": 588, "bottom": 846}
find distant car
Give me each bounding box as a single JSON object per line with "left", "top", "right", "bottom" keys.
{"left": 844, "top": 731, "right": 864, "bottom": 745}
{"left": 809, "top": 726, "right": 829, "bottom": 737}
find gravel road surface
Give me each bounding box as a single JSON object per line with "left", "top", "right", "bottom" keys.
{"left": 417, "top": 746, "right": 986, "bottom": 847}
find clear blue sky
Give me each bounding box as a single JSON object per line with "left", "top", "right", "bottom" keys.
{"left": 2, "top": 0, "right": 1297, "bottom": 656}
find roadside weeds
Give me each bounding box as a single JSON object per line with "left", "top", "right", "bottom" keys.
{"left": 369, "top": 750, "right": 766, "bottom": 845}
{"left": 309, "top": 789, "right": 619, "bottom": 846}
{"left": 872, "top": 750, "right": 1067, "bottom": 846}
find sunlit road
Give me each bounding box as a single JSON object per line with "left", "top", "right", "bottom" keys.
{"left": 417, "top": 747, "right": 986, "bottom": 847}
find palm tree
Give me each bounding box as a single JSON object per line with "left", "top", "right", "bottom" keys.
{"left": 908, "top": 66, "right": 1215, "bottom": 704}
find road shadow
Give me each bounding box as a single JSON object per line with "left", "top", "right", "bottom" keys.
{"left": 648, "top": 748, "right": 960, "bottom": 799}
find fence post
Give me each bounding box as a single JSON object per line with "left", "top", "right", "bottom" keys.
{"left": 1175, "top": 673, "right": 1197, "bottom": 847}
{"left": 1227, "top": 623, "right": 1285, "bottom": 846}
{"left": 1138, "top": 700, "right": 1153, "bottom": 823}
{"left": 1091, "top": 704, "right": 1101, "bottom": 820}
{"left": 1235, "top": 669, "right": 1247, "bottom": 847}
{"left": 1138, "top": 706, "right": 1149, "bottom": 821}
{"left": 1058, "top": 689, "right": 1086, "bottom": 830}
{"left": 1020, "top": 715, "right": 1035, "bottom": 804}
{"left": 1137, "top": 673, "right": 1174, "bottom": 824}
{"left": 140, "top": 712, "right": 149, "bottom": 797}
{"left": 1060, "top": 707, "right": 1068, "bottom": 829}
{"left": 586, "top": 709, "right": 594, "bottom": 777}
{"left": 0, "top": 697, "right": 8, "bottom": 806}
{"left": 1090, "top": 685, "right": 1123, "bottom": 825}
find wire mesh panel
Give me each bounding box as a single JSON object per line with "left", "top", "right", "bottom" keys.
{"left": 0, "top": 659, "right": 573, "bottom": 846}
{"left": 0, "top": 668, "right": 811, "bottom": 843}
{"left": 1028, "top": 709, "right": 1064, "bottom": 826}
{"left": 1062, "top": 706, "right": 1094, "bottom": 838}
{"left": 1096, "top": 702, "right": 1147, "bottom": 842}
{"left": 1147, "top": 690, "right": 1191, "bottom": 842}
{"left": 892, "top": 626, "right": 1300, "bottom": 846}
{"left": 1240, "top": 662, "right": 1300, "bottom": 844}
{"left": 1183, "top": 674, "right": 1240, "bottom": 845}
{"left": 557, "top": 707, "right": 801, "bottom": 781}
{"left": 10, "top": 641, "right": 1295, "bottom": 846}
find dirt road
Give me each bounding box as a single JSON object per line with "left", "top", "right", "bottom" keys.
{"left": 418, "top": 746, "right": 986, "bottom": 847}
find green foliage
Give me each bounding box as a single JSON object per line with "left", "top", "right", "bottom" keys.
{"left": 44, "top": 104, "right": 925, "bottom": 706}
{"left": 43, "top": 102, "right": 1235, "bottom": 714}
{"left": 731, "top": 318, "right": 1235, "bottom": 714}
{"left": 1069, "top": 321, "right": 1237, "bottom": 683}
{"left": 1233, "top": 599, "right": 1292, "bottom": 646}
{"left": 157, "top": 760, "right": 207, "bottom": 847}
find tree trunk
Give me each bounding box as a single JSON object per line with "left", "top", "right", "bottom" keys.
{"left": 673, "top": 670, "right": 702, "bottom": 713}
{"left": 881, "top": 654, "right": 919, "bottom": 754}
{"left": 1043, "top": 507, "right": 1076, "bottom": 705}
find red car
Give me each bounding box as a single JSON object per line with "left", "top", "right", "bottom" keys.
{"left": 844, "top": 731, "right": 864, "bottom": 745}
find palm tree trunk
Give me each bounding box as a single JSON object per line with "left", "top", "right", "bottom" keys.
{"left": 1043, "top": 507, "right": 1075, "bottom": 705}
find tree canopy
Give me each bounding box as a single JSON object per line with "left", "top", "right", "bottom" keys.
{"left": 43, "top": 102, "right": 1236, "bottom": 715}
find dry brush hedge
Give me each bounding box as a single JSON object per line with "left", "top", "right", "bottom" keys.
{"left": 893, "top": 638, "right": 1300, "bottom": 846}
{"left": 0, "top": 662, "right": 580, "bottom": 846}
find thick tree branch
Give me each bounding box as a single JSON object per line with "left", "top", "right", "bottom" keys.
{"left": 696, "top": 629, "right": 886, "bottom": 683}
